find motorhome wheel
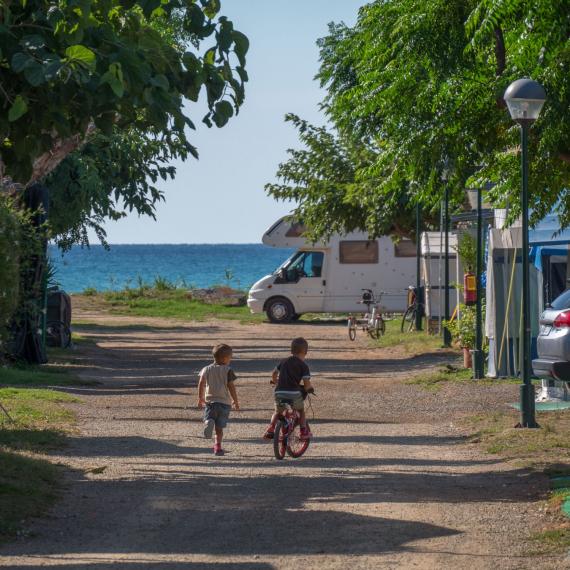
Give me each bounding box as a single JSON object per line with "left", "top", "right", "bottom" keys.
{"left": 266, "top": 298, "right": 294, "bottom": 323}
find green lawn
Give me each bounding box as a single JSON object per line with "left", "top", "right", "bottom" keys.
{"left": 0, "top": 364, "right": 81, "bottom": 386}
{"left": 94, "top": 289, "right": 264, "bottom": 323}
{"left": 0, "top": 365, "right": 79, "bottom": 543}
{"left": 376, "top": 318, "right": 450, "bottom": 355}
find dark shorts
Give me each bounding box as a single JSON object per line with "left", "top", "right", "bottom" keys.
{"left": 204, "top": 402, "right": 231, "bottom": 428}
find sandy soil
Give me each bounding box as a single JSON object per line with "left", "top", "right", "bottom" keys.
{"left": 0, "top": 311, "right": 566, "bottom": 570}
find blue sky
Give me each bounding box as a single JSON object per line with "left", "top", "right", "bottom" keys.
{"left": 93, "top": 0, "right": 363, "bottom": 245}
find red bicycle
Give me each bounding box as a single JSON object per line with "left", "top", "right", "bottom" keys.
{"left": 273, "top": 391, "right": 315, "bottom": 460}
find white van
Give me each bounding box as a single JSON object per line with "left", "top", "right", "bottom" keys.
{"left": 247, "top": 218, "right": 418, "bottom": 322}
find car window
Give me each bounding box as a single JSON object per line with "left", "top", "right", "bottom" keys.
{"left": 551, "top": 289, "right": 570, "bottom": 310}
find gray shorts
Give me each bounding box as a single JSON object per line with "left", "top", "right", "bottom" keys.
{"left": 204, "top": 402, "right": 231, "bottom": 428}
{"left": 274, "top": 391, "right": 304, "bottom": 413}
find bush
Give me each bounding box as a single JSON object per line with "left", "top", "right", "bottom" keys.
{"left": 0, "top": 197, "right": 22, "bottom": 353}
{"left": 83, "top": 287, "right": 97, "bottom": 297}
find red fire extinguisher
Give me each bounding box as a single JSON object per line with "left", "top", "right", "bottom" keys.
{"left": 464, "top": 271, "right": 477, "bottom": 306}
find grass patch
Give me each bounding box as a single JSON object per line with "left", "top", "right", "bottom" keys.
{"left": 530, "top": 527, "right": 570, "bottom": 554}
{"left": 466, "top": 410, "right": 570, "bottom": 465}
{"left": 0, "top": 388, "right": 78, "bottom": 435}
{"left": 0, "top": 385, "right": 79, "bottom": 543}
{"left": 407, "top": 365, "right": 472, "bottom": 390}
{"left": 0, "top": 450, "right": 63, "bottom": 542}
{"left": 0, "top": 363, "right": 81, "bottom": 387}
{"left": 76, "top": 289, "right": 263, "bottom": 323}
{"left": 376, "top": 319, "right": 448, "bottom": 355}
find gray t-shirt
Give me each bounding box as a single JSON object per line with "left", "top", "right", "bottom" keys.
{"left": 200, "top": 363, "right": 237, "bottom": 405}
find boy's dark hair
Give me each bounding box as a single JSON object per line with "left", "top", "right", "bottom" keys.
{"left": 213, "top": 343, "right": 233, "bottom": 364}
{"left": 291, "top": 337, "right": 309, "bottom": 355}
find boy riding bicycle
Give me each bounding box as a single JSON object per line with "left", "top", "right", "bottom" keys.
{"left": 263, "top": 337, "right": 313, "bottom": 441}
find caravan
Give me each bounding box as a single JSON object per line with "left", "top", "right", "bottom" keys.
{"left": 247, "top": 218, "right": 417, "bottom": 322}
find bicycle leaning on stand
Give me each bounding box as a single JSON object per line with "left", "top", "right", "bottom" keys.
{"left": 347, "top": 289, "right": 386, "bottom": 341}
{"left": 401, "top": 286, "right": 424, "bottom": 333}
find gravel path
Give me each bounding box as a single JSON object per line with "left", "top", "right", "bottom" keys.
{"left": 0, "top": 314, "right": 565, "bottom": 569}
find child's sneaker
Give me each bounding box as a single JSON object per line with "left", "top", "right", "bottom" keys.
{"left": 203, "top": 418, "right": 215, "bottom": 439}
{"left": 300, "top": 426, "right": 312, "bottom": 440}
{"left": 213, "top": 443, "right": 224, "bottom": 456}
{"left": 262, "top": 426, "right": 275, "bottom": 440}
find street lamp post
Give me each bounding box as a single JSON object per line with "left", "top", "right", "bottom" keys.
{"left": 473, "top": 186, "right": 484, "bottom": 379}
{"left": 504, "top": 78, "right": 546, "bottom": 429}
{"left": 443, "top": 184, "right": 451, "bottom": 347}
{"left": 415, "top": 202, "right": 423, "bottom": 331}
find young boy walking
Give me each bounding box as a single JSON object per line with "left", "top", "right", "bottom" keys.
{"left": 263, "top": 337, "right": 313, "bottom": 440}
{"left": 197, "top": 343, "right": 240, "bottom": 456}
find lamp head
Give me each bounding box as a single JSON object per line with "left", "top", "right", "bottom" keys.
{"left": 504, "top": 78, "right": 546, "bottom": 123}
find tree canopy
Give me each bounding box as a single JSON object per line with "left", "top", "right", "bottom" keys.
{"left": 267, "top": 0, "right": 570, "bottom": 238}
{"left": 0, "top": 0, "right": 249, "bottom": 185}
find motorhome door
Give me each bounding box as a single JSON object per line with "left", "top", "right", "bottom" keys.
{"left": 281, "top": 250, "right": 326, "bottom": 312}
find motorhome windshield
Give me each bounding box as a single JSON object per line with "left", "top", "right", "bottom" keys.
{"left": 274, "top": 251, "right": 298, "bottom": 273}
{"left": 274, "top": 251, "right": 324, "bottom": 281}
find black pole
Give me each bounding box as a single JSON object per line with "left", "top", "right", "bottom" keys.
{"left": 519, "top": 122, "right": 537, "bottom": 428}
{"left": 474, "top": 187, "right": 484, "bottom": 378}
{"left": 443, "top": 186, "right": 452, "bottom": 347}
{"left": 415, "top": 203, "right": 423, "bottom": 331}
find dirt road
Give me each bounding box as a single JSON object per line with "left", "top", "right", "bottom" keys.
{"left": 0, "top": 314, "right": 565, "bottom": 569}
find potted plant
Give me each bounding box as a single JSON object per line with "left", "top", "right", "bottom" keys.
{"left": 444, "top": 304, "right": 476, "bottom": 368}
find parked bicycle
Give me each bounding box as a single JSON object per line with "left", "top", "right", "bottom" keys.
{"left": 347, "top": 289, "right": 386, "bottom": 341}
{"left": 273, "top": 389, "right": 315, "bottom": 460}
{"left": 401, "top": 286, "right": 424, "bottom": 333}
{"left": 46, "top": 320, "right": 72, "bottom": 348}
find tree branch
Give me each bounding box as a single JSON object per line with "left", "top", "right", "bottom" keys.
{"left": 28, "top": 123, "right": 97, "bottom": 185}
{"left": 494, "top": 26, "right": 506, "bottom": 76}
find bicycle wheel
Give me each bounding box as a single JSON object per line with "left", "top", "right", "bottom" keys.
{"left": 368, "top": 317, "right": 380, "bottom": 340}
{"left": 273, "top": 420, "right": 288, "bottom": 460}
{"left": 348, "top": 316, "right": 357, "bottom": 341}
{"left": 46, "top": 320, "right": 72, "bottom": 348}
{"left": 401, "top": 306, "right": 415, "bottom": 333}
{"left": 286, "top": 421, "right": 311, "bottom": 458}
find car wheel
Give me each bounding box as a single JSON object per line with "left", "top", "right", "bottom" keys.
{"left": 266, "top": 298, "right": 295, "bottom": 323}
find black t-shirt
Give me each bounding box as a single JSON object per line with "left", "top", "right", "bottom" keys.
{"left": 275, "top": 356, "right": 311, "bottom": 393}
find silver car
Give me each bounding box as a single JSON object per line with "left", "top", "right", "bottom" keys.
{"left": 533, "top": 289, "right": 570, "bottom": 381}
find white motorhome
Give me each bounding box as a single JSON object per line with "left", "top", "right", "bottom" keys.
{"left": 247, "top": 218, "right": 417, "bottom": 322}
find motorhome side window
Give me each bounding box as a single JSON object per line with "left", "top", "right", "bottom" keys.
{"left": 394, "top": 239, "right": 416, "bottom": 258}
{"left": 281, "top": 251, "right": 324, "bottom": 282}
{"left": 339, "top": 241, "right": 379, "bottom": 264}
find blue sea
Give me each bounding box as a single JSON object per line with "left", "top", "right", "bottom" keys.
{"left": 48, "top": 244, "right": 295, "bottom": 293}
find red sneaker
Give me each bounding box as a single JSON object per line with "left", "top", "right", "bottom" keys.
{"left": 300, "top": 426, "right": 312, "bottom": 440}
{"left": 213, "top": 443, "right": 224, "bottom": 456}
{"left": 262, "top": 426, "right": 275, "bottom": 440}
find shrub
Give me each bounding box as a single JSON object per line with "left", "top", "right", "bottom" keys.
{"left": 0, "top": 197, "right": 21, "bottom": 352}
{"left": 83, "top": 287, "right": 97, "bottom": 297}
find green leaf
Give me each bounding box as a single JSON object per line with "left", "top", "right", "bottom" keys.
{"left": 20, "top": 35, "right": 45, "bottom": 51}
{"left": 11, "top": 52, "right": 31, "bottom": 73}
{"left": 212, "top": 100, "right": 234, "bottom": 128}
{"left": 8, "top": 96, "right": 28, "bottom": 122}
{"left": 204, "top": 48, "right": 216, "bottom": 65}
{"left": 100, "top": 63, "right": 124, "bottom": 97}
{"left": 150, "top": 74, "right": 169, "bottom": 90}
{"left": 232, "top": 31, "right": 249, "bottom": 66}
{"left": 202, "top": 0, "right": 221, "bottom": 19}
{"left": 23, "top": 61, "right": 46, "bottom": 86}
{"left": 65, "top": 45, "right": 96, "bottom": 72}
